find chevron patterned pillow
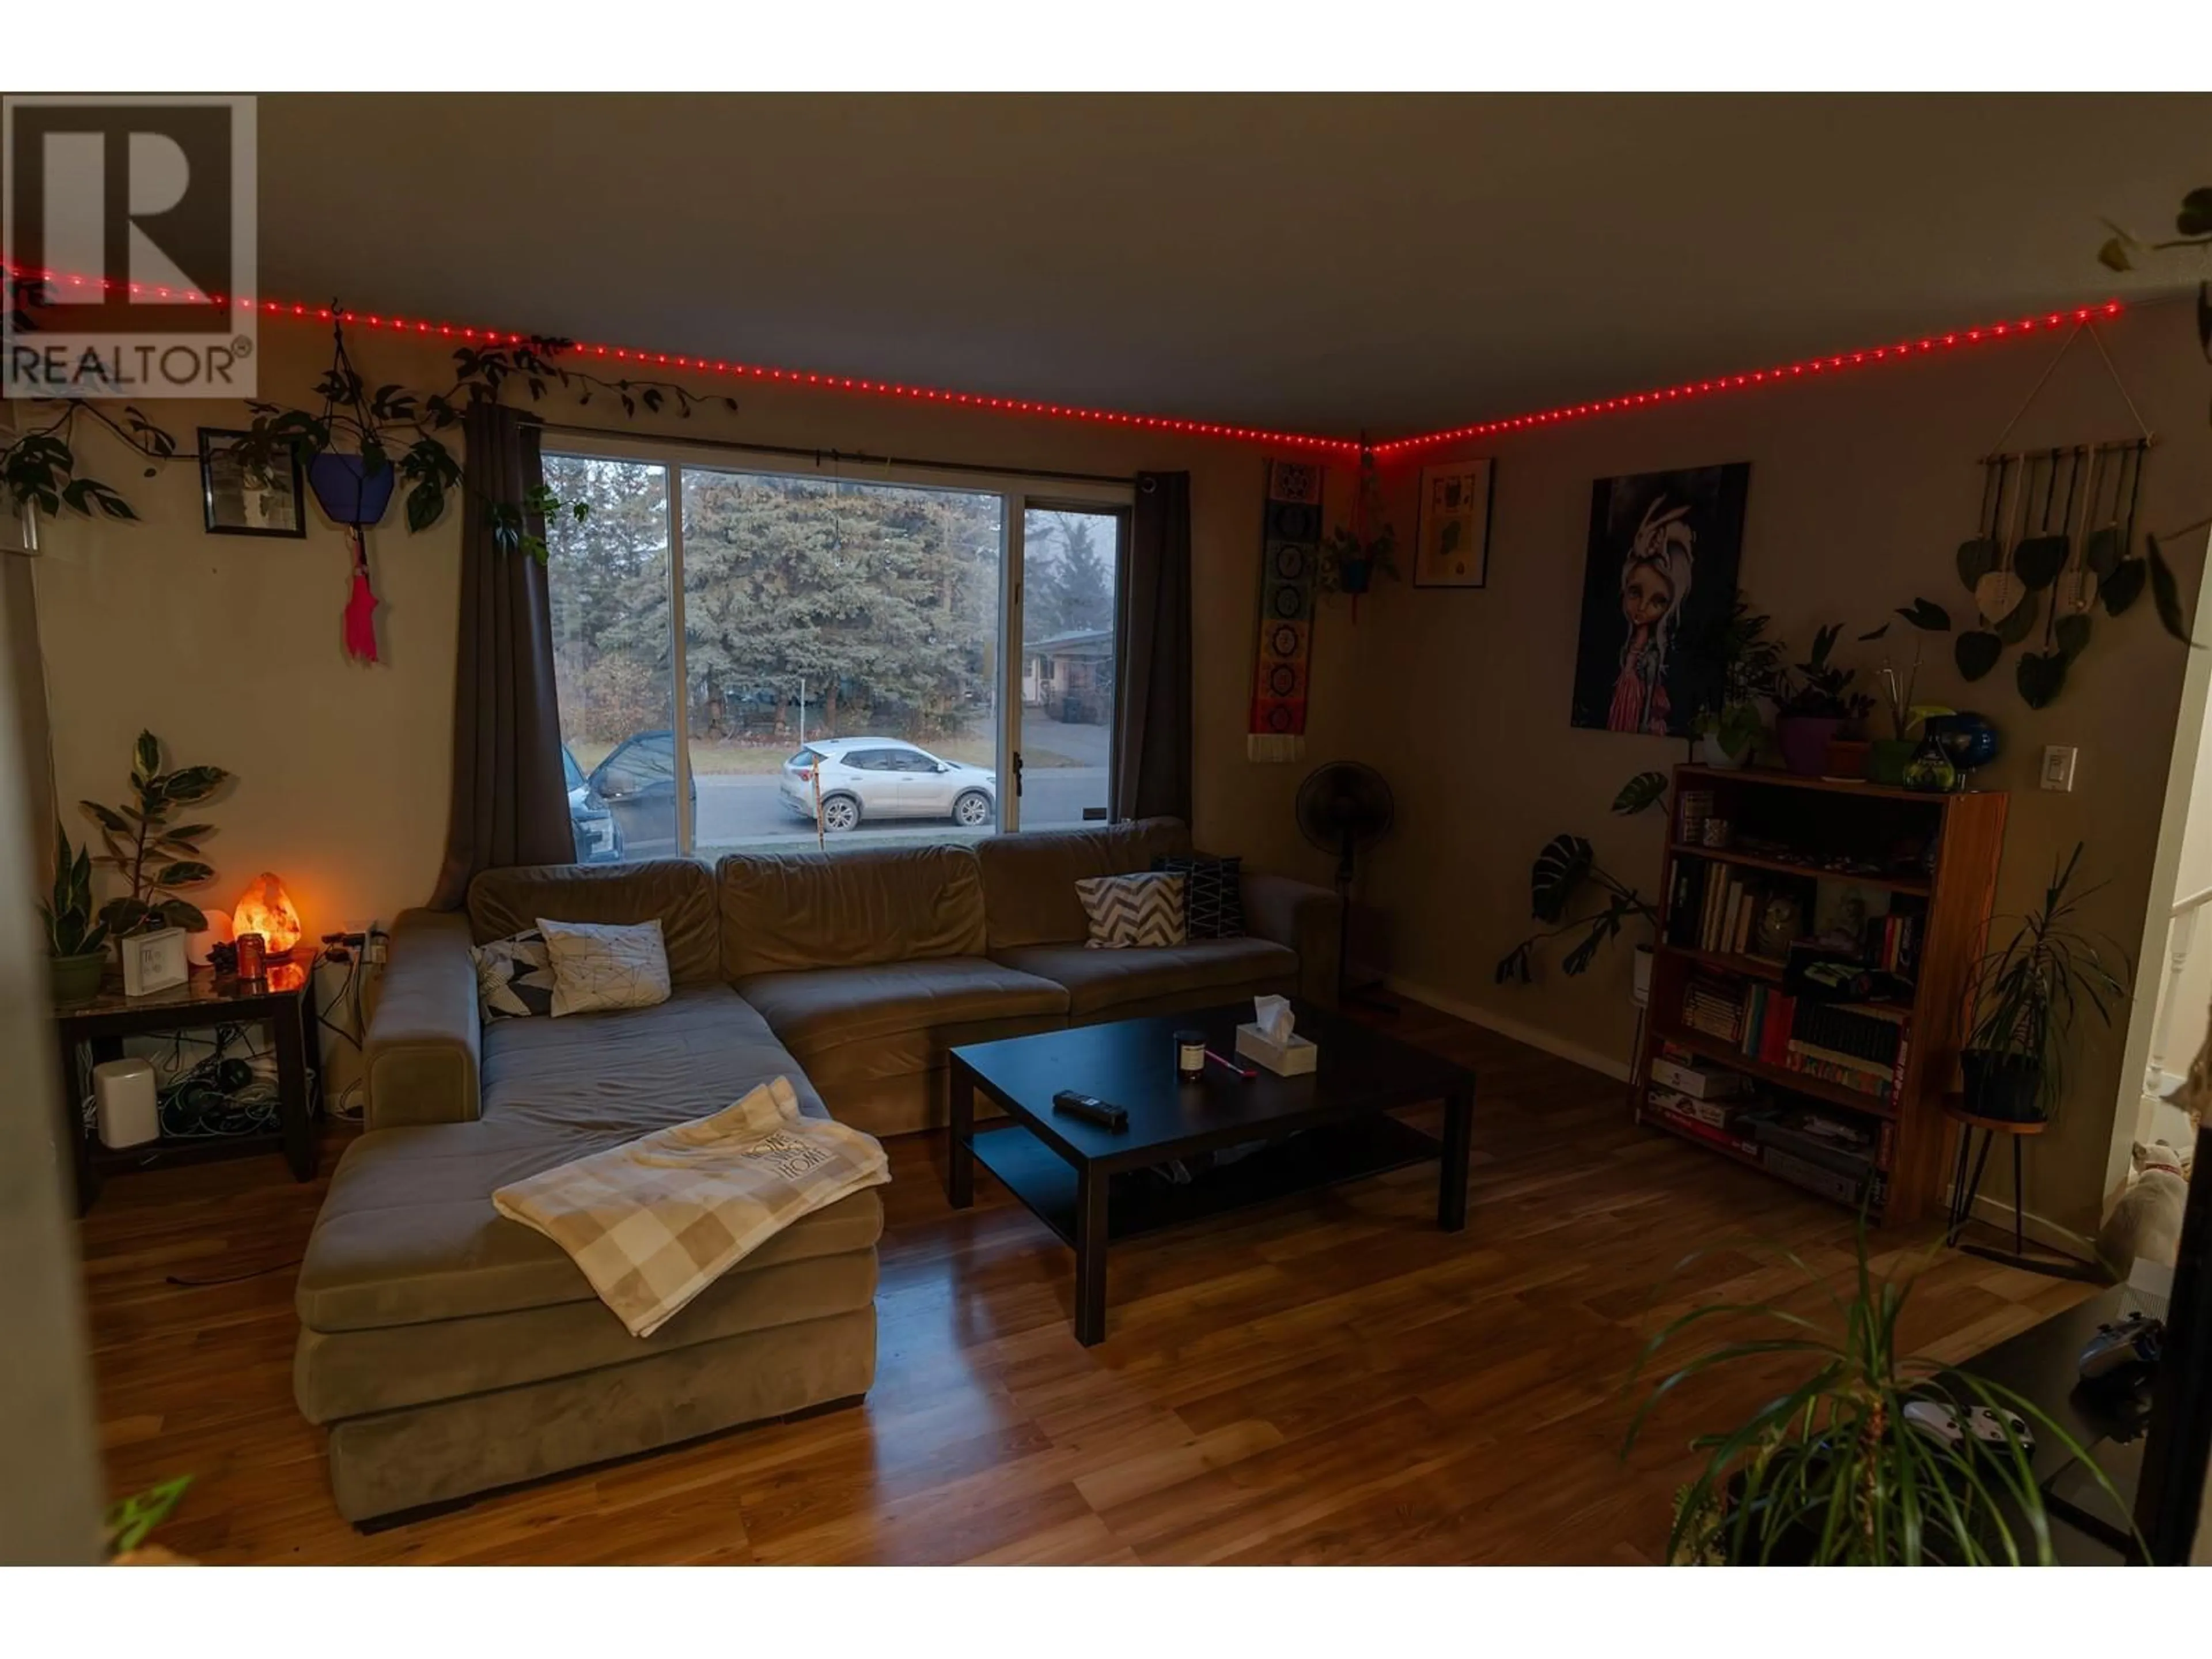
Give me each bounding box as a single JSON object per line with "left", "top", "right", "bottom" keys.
{"left": 1153, "top": 854, "right": 1245, "bottom": 939}
{"left": 1075, "top": 871, "right": 1188, "bottom": 949}
{"left": 471, "top": 928, "right": 556, "bottom": 1021}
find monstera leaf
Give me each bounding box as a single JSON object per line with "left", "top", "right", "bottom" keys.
{"left": 1955, "top": 631, "right": 2003, "bottom": 681}
{"left": 1530, "top": 834, "right": 1593, "bottom": 923}
{"left": 1612, "top": 771, "right": 1668, "bottom": 816}
{"left": 1561, "top": 906, "right": 1626, "bottom": 977}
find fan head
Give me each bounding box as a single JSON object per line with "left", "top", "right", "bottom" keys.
{"left": 1296, "top": 761, "right": 1395, "bottom": 857}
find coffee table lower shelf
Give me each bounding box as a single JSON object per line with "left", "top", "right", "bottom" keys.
{"left": 966, "top": 1112, "right": 1441, "bottom": 1247}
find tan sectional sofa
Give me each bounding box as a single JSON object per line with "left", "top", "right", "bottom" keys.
{"left": 296, "top": 818, "right": 1337, "bottom": 1522}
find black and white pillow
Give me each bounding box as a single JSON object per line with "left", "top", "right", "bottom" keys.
{"left": 1076, "top": 871, "right": 1188, "bottom": 949}
{"left": 1154, "top": 854, "right": 1245, "bottom": 939}
{"left": 471, "top": 929, "right": 556, "bottom": 1021}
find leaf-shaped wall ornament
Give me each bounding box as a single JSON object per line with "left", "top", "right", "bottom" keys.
{"left": 2102, "top": 558, "right": 2148, "bottom": 617}
{"left": 1974, "top": 570, "right": 2026, "bottom": 626}
{"left": 2017, "top": 649, "right": 2069, "bottom": 710}
{"left": 2054, "top": 613, "right": 2092, "bottom": 662}
{"left": 1956, "top": 630, "right": 2003, "bottom": 681}
{"left": 1994, "top": 586, "right": 2041, "bottom": 645}
{"left": 2013, "top": 533, "right": 2069, "bottom": 591}
{"left": 2084, "top": 524, "right": 2125, "bottom": 580}
{"left": 2149, "top": 535, "right": 2194, "bottom": 646}
{"left": 1956, "top": 536, "right": 1998, "bottom": 591}
{"left": 2057, "top": 565, "right": 2099, "bottom": 616}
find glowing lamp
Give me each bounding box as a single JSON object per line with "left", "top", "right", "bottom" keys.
{"left": 230, "top": 873, "right": 302, "bottom": 958}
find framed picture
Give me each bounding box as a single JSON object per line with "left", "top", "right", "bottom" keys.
{"left": 1412, "top": 459, "right": 1493, "bottom": 588}
{"left": 199, "top": 427, "right": 305, "bottom": 538}
{"left": 1570, "top": 461, "right": 1749, "bottom": 737}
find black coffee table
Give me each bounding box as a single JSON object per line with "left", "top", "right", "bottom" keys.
{"left": 946, "top": 1002, "right": 1476, "bottom": 1344}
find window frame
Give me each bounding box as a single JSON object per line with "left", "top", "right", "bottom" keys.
{"left": 543, "top": 432, "right": 1133, "bottom": 853}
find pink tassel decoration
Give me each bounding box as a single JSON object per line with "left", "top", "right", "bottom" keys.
{"left": 342, "top": 528, "right": 380, "bottom": 664}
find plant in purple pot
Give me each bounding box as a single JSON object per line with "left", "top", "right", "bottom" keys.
{"left": 1772, "top": 623, "right": 1875, "bottom": 776}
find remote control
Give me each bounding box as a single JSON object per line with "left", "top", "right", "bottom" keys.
{"left": 1052, "top": 1090, "right": 1128, "bottom": 1131}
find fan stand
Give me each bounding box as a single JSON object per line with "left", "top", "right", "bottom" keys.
{"left": 1335, "top": 828, "right": 1397, "bottom": 1017}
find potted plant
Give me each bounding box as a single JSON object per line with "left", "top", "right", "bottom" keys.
{"left": 1626, "top": 1223, "right": 2129, "bottom": 1564}
{"left": 1495, "top": 770, "right": 1668, "bottom": 994}
{"left": 1773, "top": 623, "right": 1876, "bottom": 776}
{"left": 1960, "top": 842, "right": 2131, "bottom": 1123}
{"left": 79, "top": 730, "right": 230, "bottom": 940}
{"left": 1689, "top": 599, "right": 1784, "bottom": 770}
{"left": 1859, "top": 600, "right": 1955, "bottom": 784}
{"left": 41, "top": 825, "right": 111, "bottom": 1005}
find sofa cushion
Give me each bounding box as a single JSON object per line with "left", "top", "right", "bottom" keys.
{"left": 1077, "top": 870, "right": 1188, "bottom": 948}
{"left": 469, "top": 859, "right": 721, "bottom": 986}
{"left": 471, "top": 927, "right": 554, "bottom": 1022}
{"left": 539, "top": 915, "right": 672, "bottom": 1017}
{"left": 718, "top": 844, "right": 987, "bottom": 978}
{"left": 992, "top": 935, "right": 1299, "bottom": 1017}
{"left": 734, "top": 958, "right": 1069, "bottom": 1088}
{"left": 975, "top": 817, "right": 1194, "bottom": 949}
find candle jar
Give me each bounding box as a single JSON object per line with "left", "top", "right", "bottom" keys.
{"left": 1175, "top": 1029, "right": 1206, "bottom": 1082}
{"left": 234, "top": 931, "right": 267, "bottom": 981}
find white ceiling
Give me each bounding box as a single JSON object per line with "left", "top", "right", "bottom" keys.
{"left": 255, "top": 94, "right": 2212, "bottom": 439}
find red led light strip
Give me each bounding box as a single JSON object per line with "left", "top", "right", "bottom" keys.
{"left": 1372, "top": 302, "right": 2127, "bottom": 455}
{"left": 0, "top": 260, "right": 1362, "bottom": 456}
{"left": 1, "top": 259, "right": 2124, "bottom": 461}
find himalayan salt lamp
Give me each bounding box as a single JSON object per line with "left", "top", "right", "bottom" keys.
{"left": 230, "top": 873, "right": 302, "bottom": 957}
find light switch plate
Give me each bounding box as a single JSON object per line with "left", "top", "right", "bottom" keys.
{"left": 2040, "top": 745, "right": 2078, "bottom": 792}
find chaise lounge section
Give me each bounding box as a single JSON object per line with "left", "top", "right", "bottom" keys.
{"left": 294, "top": 820, "right": 1336, "bottom": 1521}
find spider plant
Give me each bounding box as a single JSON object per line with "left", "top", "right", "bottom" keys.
{"left": 1625, "top": 1224, "right": 2133, "bottom": 1564}
{"left": 1961, "top": 842, "right": 2132, "bottom": 1123}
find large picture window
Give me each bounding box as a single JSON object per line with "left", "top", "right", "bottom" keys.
{"left": 544, "top": 442, "right": 1127, "bottom": 861}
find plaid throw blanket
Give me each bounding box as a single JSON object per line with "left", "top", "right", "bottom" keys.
{"left": 491, "top": 1077, "right": 889, "bottom": 1338}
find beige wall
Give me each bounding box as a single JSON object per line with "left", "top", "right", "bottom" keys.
{"left": 21, "top": 321, "right": 1358, "bottom": 944}
{"left": 1352, "top": 301, "right": 2212, "bottom": 1232}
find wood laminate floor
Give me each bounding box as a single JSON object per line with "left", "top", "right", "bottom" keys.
{"left": 75, "top": 1001, "right": 2090, "bottom": 1564}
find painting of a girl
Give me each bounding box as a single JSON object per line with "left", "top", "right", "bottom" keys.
{"left": 1570, "top": 463, "right": 1748, "bottom": 737}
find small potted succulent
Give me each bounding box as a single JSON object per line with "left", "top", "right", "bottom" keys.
{"left": 41, "top": 825, "right": 111, "bottom": 1005}
{"left": 1773, "top": 623, "right": 1876, "bottom": 777}
{"left": 1960, "top": 843, "right": 2131, "bottom": 1123}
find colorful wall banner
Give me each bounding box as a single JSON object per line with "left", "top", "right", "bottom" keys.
{"left": 1247, "top": 458, "right": 1324, "bottom": 762}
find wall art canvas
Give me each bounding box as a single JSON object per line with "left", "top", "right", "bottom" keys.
{"left": 1570, "top": 461, "right": 1749, "bottom": 737}
{"left": 199, "top": 427, "right": 305, "bottom": 539}
{"left": 1412, "top": 458, "right": 1493, "bottom": 588}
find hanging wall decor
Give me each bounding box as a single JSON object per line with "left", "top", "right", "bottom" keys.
{"left": 1412, "top": 457, "right": 1494, "bottom": 588}
{"left": 1247, "top": 459, "right": 1324, "bottom": 762}
{"left": 1570, "top": 463, "right": 1749, "bottom": 737}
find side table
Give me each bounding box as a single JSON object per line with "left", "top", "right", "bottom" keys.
{"left": 1942, "top": 1097, "right": 2046, "bottom": 1261}
{"left": 52, "top": 957, "right": 323, "bottom": 1214}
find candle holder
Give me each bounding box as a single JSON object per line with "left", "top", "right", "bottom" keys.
{"left": 234, "top": 931, "right": 268, "bottom": 981}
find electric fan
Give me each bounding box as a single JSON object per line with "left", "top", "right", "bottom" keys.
{"left": 1294, "top": 761, "right": 1395, "bottom": 1007}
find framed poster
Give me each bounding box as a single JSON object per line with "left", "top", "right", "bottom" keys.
{"left": 1570, "top": 461, "right": 1749, "bottom": 737}
{"left": 199, "top": 427, "right": 306, "bottom": 539}
{"left": 1412, "top": 458, "right": 1493, "bottom": 588}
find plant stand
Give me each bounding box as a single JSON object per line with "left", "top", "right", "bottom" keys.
{"left": 1942, "top": 1099, "right": 2077, "bottom": 1274}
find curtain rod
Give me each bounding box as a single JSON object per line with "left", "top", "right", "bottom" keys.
{"left": 536, "top": 421, "right": 1137, "bottom": 488}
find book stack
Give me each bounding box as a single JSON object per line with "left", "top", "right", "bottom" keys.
{"left": 1874, "top": 911, "right": 1921, "bottom": 976}
{"left": 1680, "top": 977, "right": 1745, "bottom": 1043}
{"left": 1784, "top": 1002, "right": 1908, "bottom": 1103}
{"left": 1738, "top": 984, "right": 1798, "bottom": 1066}
{"left": 1668, "top": 858, "right": 1794, "bottom": 961}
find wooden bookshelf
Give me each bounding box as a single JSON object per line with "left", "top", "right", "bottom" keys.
{"left": 1636, "top": 764, "right": 2008, "bottom": 1224}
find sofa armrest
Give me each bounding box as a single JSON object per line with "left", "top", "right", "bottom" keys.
{"left": 363, "top": 908, "right": 482, "bottom": 1131}
{"left": 1240, "top": 871, "right": 1342, "bottom": 1010}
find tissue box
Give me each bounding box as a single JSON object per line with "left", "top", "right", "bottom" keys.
{"left": 1235, "top": 1021, "right": 1317, "bottom": 1075}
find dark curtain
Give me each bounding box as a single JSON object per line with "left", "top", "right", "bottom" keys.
{"left": 428, "top": 403, "right": 572, "bottom": 909}
{"left": 1112, "top": 471, "right": 1193, "bottom": 823}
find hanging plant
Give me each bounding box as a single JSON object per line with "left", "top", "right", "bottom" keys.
{"left": 1317, "top": 450, "right": 1398, "bottom": 616}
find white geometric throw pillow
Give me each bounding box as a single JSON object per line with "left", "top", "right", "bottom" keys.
{"left": 1075, "top": 871, "right": 1188, "bottom": 950}
{"left": 537, "top": 916, "right": 673, "bottom": 1017}
{"left": 471, "top": 928, "right": 556, "bottom": 1021}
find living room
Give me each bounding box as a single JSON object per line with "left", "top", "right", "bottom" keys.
{"left": 7, "top": 31, "right": 2212, "bottom": 1615}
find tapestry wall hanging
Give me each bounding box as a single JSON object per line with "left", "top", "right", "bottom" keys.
{"left": 1247, "top": 459, "right": 1324, "bottom": 762}
{"left": 1570, "top": 461, "right": 1748, "bottom": 737}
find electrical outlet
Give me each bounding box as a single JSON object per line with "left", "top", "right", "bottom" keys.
{"left": 2040, "top": 745, "right": 2078, "bottom": 792}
